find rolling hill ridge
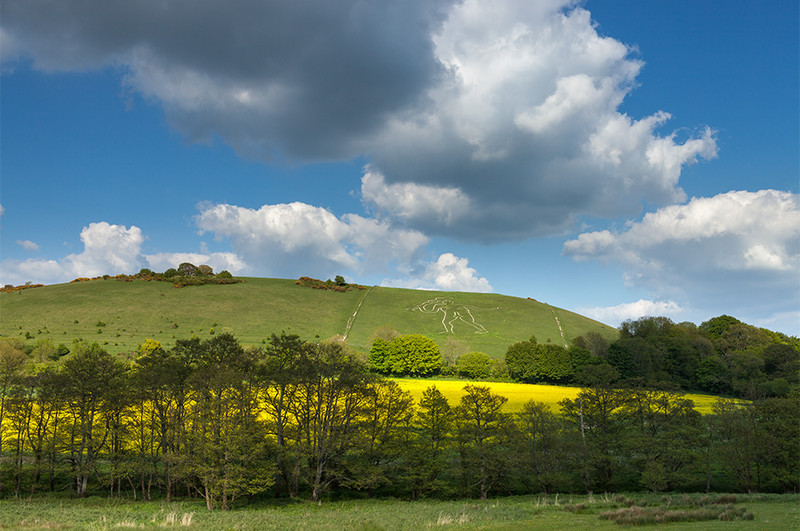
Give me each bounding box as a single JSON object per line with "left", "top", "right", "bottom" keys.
{"left": 0, "top": 277, "right": 616, "bottom": 357}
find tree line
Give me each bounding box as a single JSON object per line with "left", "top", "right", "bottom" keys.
{"left": 0, "top": 332, "right": 796, "bottom": 509}
{"left": 506, "top": 315, "right": 799, "bottom": 400}
{"left": 367, "top": 315, "right": 798, "bottom": 402}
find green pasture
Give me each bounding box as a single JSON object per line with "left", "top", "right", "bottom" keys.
{"left": 344, "top": 286, "right": 613, "bottom": 355}
{"left": 394, "top": 378, "right": 727, "bottom": 414}
{"left": 0, "top": 493, "right": 796, "bottom": 530}
{"left": 0, "top": 277, "right": 616, "bottom": 357}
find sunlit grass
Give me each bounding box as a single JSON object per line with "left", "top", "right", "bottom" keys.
{"left": 0, "top": 277, "right": 616, "bottom": 358}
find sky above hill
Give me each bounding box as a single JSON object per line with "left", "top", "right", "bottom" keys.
{"left": 1, "top": 0, "right": 798, "bottom": 335}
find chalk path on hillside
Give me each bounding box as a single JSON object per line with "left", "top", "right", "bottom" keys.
{"left": 547, "top": 305, "right": 568, "bottom": 348}
{"left": 409, "top": 297, "right": 497, "bottom": 334}
{"left": 343, "top": 286, "right": 374, "bottom": 340}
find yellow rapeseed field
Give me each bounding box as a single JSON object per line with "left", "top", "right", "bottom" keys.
{"left": 393, "top": 378, "right": 722, "bottom": 414}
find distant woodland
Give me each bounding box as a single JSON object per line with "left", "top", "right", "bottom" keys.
{"left": 369, "top": 314, "right": 798, "bottom": 403}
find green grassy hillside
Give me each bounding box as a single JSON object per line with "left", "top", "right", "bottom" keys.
{"left": 0, "top": 277, "right": 616, "bottom": 357}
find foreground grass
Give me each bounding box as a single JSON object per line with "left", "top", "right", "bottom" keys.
{"left": 0, "top": 493, "right": 796, "bottom": 530}
{"left": 394, "top": 378, "right": 726, "bottom": 414}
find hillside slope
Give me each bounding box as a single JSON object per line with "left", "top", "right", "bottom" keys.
{"left": 0, "top": 277, "right": 616, "bottom": 357}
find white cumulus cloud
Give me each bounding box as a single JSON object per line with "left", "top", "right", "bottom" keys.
{"left": 1, "top": 222, "right": 145, "bottom": 285}
{"left": 195, "top": 202, "right": 429, "bottom": 279}
{"left": 0, "top": 222, "right": 247, "bottom": 286}
{"left": 16, "top": 240, "right": 40, "bottom": 252}
{"left": 144, "top": 252, "right": 246, "bottom": 276}
{"left": 563, "top": 189, "right": 800, "bottom": 325}
{"left": 362, "top": 0, "right": 717, "bottom": 239}
{"left": 383, "top": 252, "right": 492, "bottom": 293}
{"left": 361, "top": 169, "right": 471, "bottom": 227}
{"left": 576, "top": 299, "right": 684, "bottom": 328}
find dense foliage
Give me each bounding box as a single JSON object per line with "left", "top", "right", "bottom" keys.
{"left": 368, "top": 334, "right": 442, "bottom": 376}
{"left": 67, "top": 263, "right": 242, "bottom": 288}
{"left": 295, "top": 276, "right": 367, "bottom": 292}
{"left": 0, "top": 332, "right": 796, "bottom": 509}
{"left": 0, "top": 282, "right": 45, "bottom": 294}
{"left": 506, "top": 316, "right": 799, "bottom": 400}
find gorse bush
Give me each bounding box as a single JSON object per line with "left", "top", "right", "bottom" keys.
{"left": 65, "top": 264, "right": 243, "bottom": 288}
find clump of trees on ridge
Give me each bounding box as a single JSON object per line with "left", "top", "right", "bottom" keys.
{"left": 67, "top": 263, "right": 241, "bottom": 288}
{"left": 295, "top": 275, "right": 367, "bottom": 292}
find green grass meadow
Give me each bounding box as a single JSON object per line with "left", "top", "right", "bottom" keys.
{"left": 344, "top": 286, "right": 613, "bottom": 356}
{"left": 0, "top": 493, "right": 796, "bottom": 530}
{"left": 0, "top": 278, "right": 615, "bottom": 357}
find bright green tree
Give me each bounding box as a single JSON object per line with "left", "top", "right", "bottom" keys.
{"left": 390, "top": 334, "right": 441, "bottom": 376}
{"left": 456, "top": 351, "right": 493, "bottom": 379}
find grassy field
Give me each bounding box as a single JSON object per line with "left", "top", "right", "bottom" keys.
{"left": 0, "top": 493, "right": 796, "bottom": 530}
{"left": 0, "top": 277, "right": 616, "bottom": 358}
{"left": 393, "top": 378, "right": 727, "bottom": 414}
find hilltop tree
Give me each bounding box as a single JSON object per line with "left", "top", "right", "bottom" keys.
{"left": 177, "top": 262, "right": 198, "bottom": 276}
{"left": 699, "top": 315, "right": 742, "bottom": 339}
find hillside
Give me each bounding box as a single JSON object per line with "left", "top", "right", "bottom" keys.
{"left": 0, "top": 277, "right": 616, "bottom": 357}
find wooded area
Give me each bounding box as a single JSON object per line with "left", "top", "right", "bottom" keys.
{"left": 0, "top": 332, "right": 796, "bottom": 510}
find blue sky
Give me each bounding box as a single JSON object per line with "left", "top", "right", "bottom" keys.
{"left": 2, "top": 0, "right": 798, "bottom": 335}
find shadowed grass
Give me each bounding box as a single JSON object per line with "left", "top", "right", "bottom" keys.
{"left": 0, "top": 493, "right": 796, "bottom": 530}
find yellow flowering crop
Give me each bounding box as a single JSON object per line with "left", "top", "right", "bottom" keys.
{"left": 393, "top": 378, "right": 722, "bottom": 414}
